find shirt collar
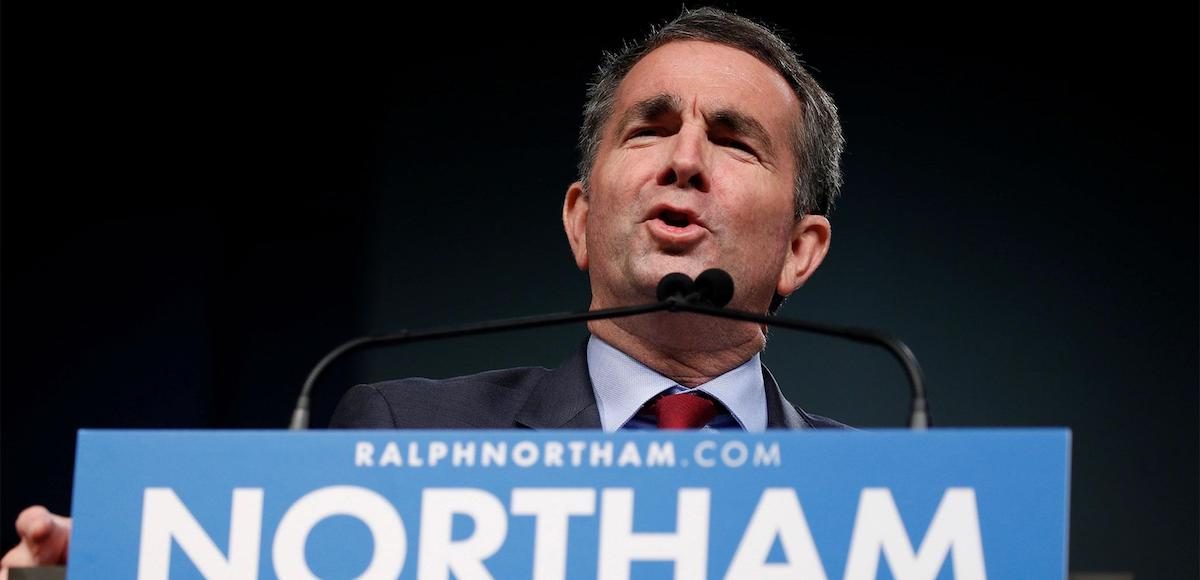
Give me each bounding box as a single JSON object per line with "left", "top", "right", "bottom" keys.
{"left": 587, "top": 335, "right": 767, "bottom": 432}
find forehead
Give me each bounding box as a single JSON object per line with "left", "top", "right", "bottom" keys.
{"left": 611, "top": 40, "right": 800, "bottom": 139}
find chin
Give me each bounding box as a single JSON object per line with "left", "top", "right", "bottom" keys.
{"left": 632, "top": 254, "right": 711, "bottom": 283}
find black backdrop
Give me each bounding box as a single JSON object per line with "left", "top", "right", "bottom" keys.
{"left": 3, "top": 2, "right": 1197, "bottom": 576}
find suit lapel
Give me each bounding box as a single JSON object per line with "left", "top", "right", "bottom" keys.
{"left": 763, "top": 365, "right": 811, "bottom": 429}
{"left": 513, "top": 342, "right": 602, "bottom": 429}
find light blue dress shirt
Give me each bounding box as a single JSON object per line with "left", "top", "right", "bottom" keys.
{"left": 586, "top": 335, "right": 766, "bottom": 432}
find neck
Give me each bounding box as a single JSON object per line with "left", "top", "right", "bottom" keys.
{"left": 588, "top": 312, "right": 765, "bottom": 387}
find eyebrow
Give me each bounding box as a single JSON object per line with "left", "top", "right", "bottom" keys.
{"left": 613, "top": 92, "right": 776, "bottom": 155}
{"left": 613, "top": 93, "right": 681, "bottom": 137}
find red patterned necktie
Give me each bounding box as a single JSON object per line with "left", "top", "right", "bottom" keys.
{"left": 651, "top": 392, "right": 718, "bottom": 429}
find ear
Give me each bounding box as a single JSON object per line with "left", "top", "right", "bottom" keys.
{"left": 776, "top": 214, "right": 831, "bottom": 297}
{"left": 563, "top": 181, "right": 590, "bottom": 271}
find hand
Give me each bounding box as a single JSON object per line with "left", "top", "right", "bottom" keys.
{"left": 0, "top": 506, "right": 71, "bottom": 580}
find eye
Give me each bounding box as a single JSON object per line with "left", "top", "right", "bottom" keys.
{"left": 715, "top": 137, "right": 756, "bottom": 156}
{"left": 628, "top": 127, "right": 663, "bottom": 139}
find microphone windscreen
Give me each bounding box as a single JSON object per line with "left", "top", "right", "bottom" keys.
{"left": 694, "top": 268, "right": 735, "bottom": 308}
{"left": 656, "top": 272, "right": 694, "bottom": 302}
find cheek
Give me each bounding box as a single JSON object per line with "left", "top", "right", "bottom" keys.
{"left": 597, "top": 149, "right": 660, "bottom": 192}
{"left": 725, "top": 185, "right": 791, "bottom": 233}
{"left": 720, "top": 196, "right": 795, "bottom": 265}
{"left": 589, "top": 175, "right": 645, "bottom": 232}
{"left": 584, "top": 199, "right": 630, "bottom": 256}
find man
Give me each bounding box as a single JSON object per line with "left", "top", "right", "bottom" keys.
{"left": 329, "top": 7, "right": 845, "bottom": 431}
{"left": 1, "top": 6, "right": 845, "bottom": 574}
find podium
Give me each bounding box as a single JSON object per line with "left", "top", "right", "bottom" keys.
{"left": 68, "top": 429, "right": 1070, "bottom": 579}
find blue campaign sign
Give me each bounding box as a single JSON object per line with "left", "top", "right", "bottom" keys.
{"left": 69, "top": 429, "right": 1069, "bottom": 579}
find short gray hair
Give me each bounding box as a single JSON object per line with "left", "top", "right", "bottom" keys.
{"left": 578, "top": 6, "right": 845, "bottom": 217}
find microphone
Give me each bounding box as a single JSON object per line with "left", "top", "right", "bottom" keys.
{"left": 693, "top": 268, "right": 734, "bottom": 308}
{"left": 654, "top": 269, "right": 732, "bottom": 308}
{"left": 655, "top": 272, "right": 694, "bottom": 302}
{"left": 291, "top": 269, "right": 931, "bottom": 430}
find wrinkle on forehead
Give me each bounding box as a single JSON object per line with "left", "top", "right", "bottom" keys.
{"left": 606, "top": 41, "right": 798, "bottom": 155}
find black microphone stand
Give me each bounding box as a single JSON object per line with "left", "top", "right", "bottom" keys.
{"left": 289, "top": 301, "right": 674, "bottom": 429}
{"left": 664, "top": 300, "right": 930, "bottom": 429}
{"left": 291, "top": 275, "right": 931, "bottom": 430}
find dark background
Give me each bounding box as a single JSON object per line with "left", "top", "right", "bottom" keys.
{"left": 3, "top": 2, "right": 1196, "bottom": 577}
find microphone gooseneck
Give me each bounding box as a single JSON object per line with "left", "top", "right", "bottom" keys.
{"left": 289, "top": 298, "right": 675, "bottom": 429}
{"left": 293, "top": 268, "right": 931, "bottom": 430}
{"left": 665, "top": 268, "right": 930, "bottom": 430}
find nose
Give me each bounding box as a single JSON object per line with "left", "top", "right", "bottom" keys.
{"left": 656, "top": 124, "right": 710, "bottom": 192}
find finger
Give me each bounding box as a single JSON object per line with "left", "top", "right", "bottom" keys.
{"left": 0, "top": 541, "right": 35, "bottom": 570}
{"left": 14, "top": 507, "right": 53, "bottom": 542}
{"left": 11, "top": 508, "right": 70, "bottom": 565}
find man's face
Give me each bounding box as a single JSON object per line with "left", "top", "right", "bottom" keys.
{"left": 565, "top": 40, "right": 829, "bottom": 313}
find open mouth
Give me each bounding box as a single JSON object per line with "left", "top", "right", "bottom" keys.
{"left": 658, "top": 209, "right": 692, "bottom": 228}
{"left": 645, "top": 205, "right": 705, "bottom": 246}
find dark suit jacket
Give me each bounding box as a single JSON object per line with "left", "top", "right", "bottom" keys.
{"left": 330, "top": 343, "right": 847, "bottom": 429}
